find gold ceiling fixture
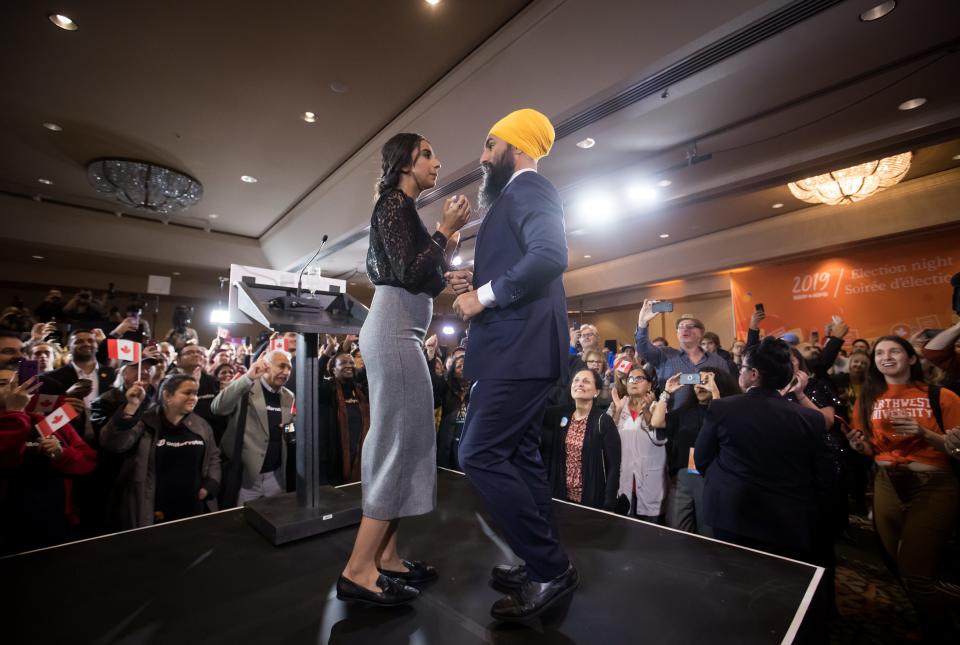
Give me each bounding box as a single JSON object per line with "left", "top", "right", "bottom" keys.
{"left": 787, "top": 152, "right": 912, "bottom": 206}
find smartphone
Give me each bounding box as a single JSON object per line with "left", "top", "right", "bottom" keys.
{"left": 17, "top": 359, "right": 39, "bottom": 383}
{"left": 652, "top": 301, "right": 674, "bottom": 313}
{"left": 679, "top": 373, "right": 701, "bottom": 386}
{"left": 810, "top": 331, "right": 820, "bottom": 343}
{"left": 755, "top": 303, "right": 764, "bottom": 313}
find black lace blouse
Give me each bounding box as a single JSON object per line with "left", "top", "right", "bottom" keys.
{"left": 366, "top": 189, "right": 448, "bottom": 298}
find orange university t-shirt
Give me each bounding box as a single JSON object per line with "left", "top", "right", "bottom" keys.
{"left": 851, "top": 383, "right": 960, "bottom": 470}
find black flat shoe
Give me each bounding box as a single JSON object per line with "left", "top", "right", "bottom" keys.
{"left": 490, "top": 564, "right": 579, "bottom": 622}
{"left": 490, "top": 564, "right": 527, "bottom": 590}
{"left": 378, "top": 559, "right": 438, "bottom": 584}
{"left": 336, "top": 574, "right": 420, "bottom": 606}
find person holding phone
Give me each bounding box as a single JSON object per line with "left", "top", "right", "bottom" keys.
{"left": 636, "top": 300, "right": 735, "bottom": 409}
{"left": 41, "top": 330, "right": 116, "bottom": 441}
{"left": 651, "top": 367, "right": 740, "bottom": 534}
{"left": 0, "top": 369, "right": 96, "bottom": 553}
{"left": 843, "top": 336, "right": 960, "bottom": 642}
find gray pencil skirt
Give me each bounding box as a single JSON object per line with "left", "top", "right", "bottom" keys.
{"left": 359, "top": 285, "right": 437, "bottom": 520}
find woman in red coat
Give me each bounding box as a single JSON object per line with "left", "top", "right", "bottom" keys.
{"left": 0, "top": 371, "right": 96, "bottom": 554}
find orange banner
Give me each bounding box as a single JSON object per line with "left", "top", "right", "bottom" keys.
{"left": 730, "top": 229, "right": 960, "bottom": 345}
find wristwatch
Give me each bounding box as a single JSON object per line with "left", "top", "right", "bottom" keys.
{"left": 658, "top": 392, "right": 670, "bottom": 403}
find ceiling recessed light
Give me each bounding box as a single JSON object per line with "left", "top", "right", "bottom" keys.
{"left": 656, "top": 179, "right": 672, "bottom": 187}
{"left": 42, "top": 122, "right": 63, "bottom": 132}
{"left": 583, "top": 254, "right": 592, "bottom": 259}
{"left": 38, "top": 178, "right": 53, "bottom": 185}
{"left": 241, "top": 175, "right": 258, "bottom": 183}
{"left": 329, "top": 81, "right": 349, "bottom": 94}
{"left": 859, "top": 1, "right": 896, "bottom": 22}
{"left": 32, "top": 255, "right": 45, "bottom": 260}
{"left": 48, "top": 14, "right": 78, "bottom": 31}
{"left": 772, "top": 202, "right": 784, "bottom": 209}
{"left": 426, "top": 0, "right": 441, "bottom": 5}
{"left": 208, "top": 213, "right": 219, "bottom": 219}
{"left": 898, "top": 97, "right": 926, "bottom": 111}
{"left": 576, "top": 137, "right": 595, "bottom": 149}
{"left": 302, "top": 111, "right": 317, "bottom": 123}
{"left": 172, "top": 271, "right": 181, "bottom": 276}
{"left": 659, "top": 233, "right": 670, "bottom": 239}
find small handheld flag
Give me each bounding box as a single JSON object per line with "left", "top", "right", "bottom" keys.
{"left": 36, "top": 403, "right": 79, "bottom": 437}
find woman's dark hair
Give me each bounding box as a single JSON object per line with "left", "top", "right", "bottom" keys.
{"left": 742, "top": 337, "right": 793, "bottom": 390}
{"left": 444, "top": 354, "right": 468, "bottom": 396}
{"left": 213, "top": 363, "right": 236, "bottom": 379}
{"left": 572, "top": 368, "right": 603, "bottom": 393}
{"left": 789, "top": 347, "right": 810, "bottom": 375}
{"left": 374, "top": 132, "right": 425, "bottom": 200}
{"left": 614, "top": 362, "right": 657, "bottom": 398}
{"left": 161, "top": 374, "right": 196, "bottom": 400}
{"left": 858, "top": 335, "right": 925, "bottom": 438}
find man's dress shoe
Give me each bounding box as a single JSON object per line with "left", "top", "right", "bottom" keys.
{"left": 490, "top": 564, "right": 579, "bottom": 621}
{"left": 490, "top": 564, "right": 527, "bottom": 590}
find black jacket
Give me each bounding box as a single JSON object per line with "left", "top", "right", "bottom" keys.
{"left": 541, "top": 404, "right": 621, "bottom": 511}
{"left": 694, "top": 388, "right": 835, "bottom": 553}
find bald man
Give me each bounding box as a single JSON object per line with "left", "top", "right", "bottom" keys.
{"left": 448, "top": 109, "right": 577, "bottom": 621}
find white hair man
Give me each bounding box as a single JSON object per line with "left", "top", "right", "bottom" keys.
{"left": 212, "top": 349, "right": 294, "bottom": 505}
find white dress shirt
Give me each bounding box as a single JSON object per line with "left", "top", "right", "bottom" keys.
{"left": 475, "top": 167, "right": 538, "bottom": 307}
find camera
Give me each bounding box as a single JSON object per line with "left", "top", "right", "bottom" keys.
{"left": 679, "top": 373, "right": 701, "bottom": 386}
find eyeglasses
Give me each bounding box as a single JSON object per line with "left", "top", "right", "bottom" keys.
{"left": 585, "top": 359, "right": 603, "bottom": 365}
{"left": 677, "top": 324, "right": 700, "bottom": 331}
{"left": 626, "top": 375, "right": 648, "bottom": 383}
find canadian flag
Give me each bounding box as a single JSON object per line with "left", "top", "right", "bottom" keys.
{"left": 270, "top": 337, "right": 291, "bottom": 352}
{"left": 27, "top": 393, "right": 64, "bottom": 415}
{"left": 36, "top": 403, "right": 79, "bottom": 437}
{"left": 614, "top": 358, "right": 633, "bottom": 375}
{"left": 108, "top": 338, "right": 142, "bottom": 361}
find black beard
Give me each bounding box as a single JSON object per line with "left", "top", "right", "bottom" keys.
{"left": 478, "top": 152, "right": 515, "bottom": 212}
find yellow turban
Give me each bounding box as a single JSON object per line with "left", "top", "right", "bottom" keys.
{"left": 488, "top": 108, "right": 555, "bottom": 161}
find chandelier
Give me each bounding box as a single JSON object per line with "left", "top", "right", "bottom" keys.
{"left": 787, "top": 151, "right": 912, "bottom": 206}
{"left": 87, "top": 158, "right": 203, "bottom": 213}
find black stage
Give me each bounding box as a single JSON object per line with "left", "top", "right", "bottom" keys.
{"left": 5, "top": 470, "right": 821, "bottom": 644}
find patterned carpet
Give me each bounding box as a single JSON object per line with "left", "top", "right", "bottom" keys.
{"left": 829, "top": 514, "right": 959, "bottom": 644}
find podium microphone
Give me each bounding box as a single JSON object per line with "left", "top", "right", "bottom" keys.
{"left": 297, "top": 235, "right": 328, "bottom": 299}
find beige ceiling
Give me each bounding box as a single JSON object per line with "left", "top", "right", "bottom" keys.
{"left": 0, "top": 0, "right": 530, "bottom": 236}
{"left": 2, "top": 0, "right": 960, "bottom": 304}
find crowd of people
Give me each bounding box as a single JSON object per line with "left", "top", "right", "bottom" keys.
{"left": 2, "top": 283, "right": 960, "bottom": 639}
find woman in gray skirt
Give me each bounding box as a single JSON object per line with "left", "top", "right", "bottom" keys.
{"left": 337, "top": 133, "right": 470, "bottom": 605}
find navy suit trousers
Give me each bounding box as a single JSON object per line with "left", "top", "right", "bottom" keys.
{"left": 459, "top": 378, "right": 569, "bottom": 582}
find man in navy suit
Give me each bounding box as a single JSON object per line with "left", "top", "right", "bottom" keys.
{"left": 448, "top": 108, "right": 577, "bottom": 621}
{"left": 694, "top": 336, "right": 835, "bottom": 560}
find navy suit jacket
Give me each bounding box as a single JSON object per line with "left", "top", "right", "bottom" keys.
{"left": 694, "top": 387, "right": 835, "bottom": 552}
{"left": 464, "top": 171, "right": 569, "bottom": 381}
